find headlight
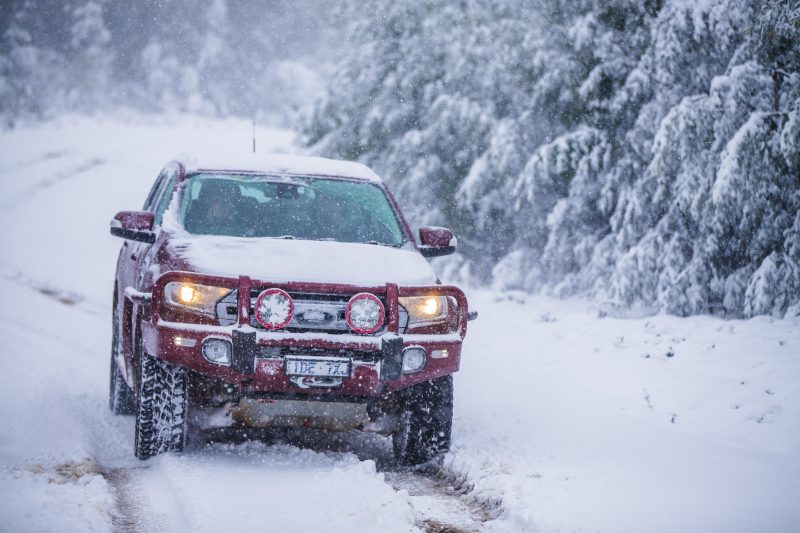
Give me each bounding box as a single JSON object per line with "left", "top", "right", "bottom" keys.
{"left": 254, "top": 288, "right": 293, "bottom": 330}
{"left": 398, "top": 295, "right": 448, "bottom": 326}
{"left": 346, "top": 293, "right": 385, "bottom": 334}
{"left": 164, "top": 282, "right": 231, "bottom": 316}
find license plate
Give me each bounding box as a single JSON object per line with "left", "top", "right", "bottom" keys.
{"left": 285, "top": 356, "right": 351, "bottom": 378}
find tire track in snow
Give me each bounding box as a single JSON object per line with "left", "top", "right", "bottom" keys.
{"left": 100, "top": 429, "right": 503, "bottom": 533}
{"left": 0, "top": 156, "right": 106, "bottom": 211}
{"left": 100, "top": 462, "right": 192, "bottom": 533}
{"left": 100, "top": 468, "right": 141, "bottom": 533}
{"left": 278, "top": 429, "right": 503, "bottom": 531}
{"left": 382, "top": 464, "right": 503, "bottom": 532}
{"left": 0, "top": 150, "right": 70, "bottom": 174}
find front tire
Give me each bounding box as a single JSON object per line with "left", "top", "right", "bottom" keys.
{"left": 134, "top": 349, "right": 189, "bottom": 460}
{"left": 393, "top": 375, "right": 453, "bottom": 466}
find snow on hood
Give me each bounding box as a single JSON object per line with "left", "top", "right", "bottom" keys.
{"left": 167, "top": 235, "right": 438, "bottom": 287}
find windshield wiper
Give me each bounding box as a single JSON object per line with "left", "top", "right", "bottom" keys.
{"left": 278, "top": 235, "right": 295, "bottom": 239}
{"left": 366, "top": 240, "right": 400, "bottom": 248}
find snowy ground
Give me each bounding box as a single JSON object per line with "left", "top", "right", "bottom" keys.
{"left": 0, "top": 115, "right": 798, "bottom": 532}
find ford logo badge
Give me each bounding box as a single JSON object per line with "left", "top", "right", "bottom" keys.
{"left": 296, "top": 310, "right": 333, "bottom": 324}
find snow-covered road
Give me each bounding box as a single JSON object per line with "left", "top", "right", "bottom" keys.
{"left": 1, "top": 115, "right": 798, "bottom": 532}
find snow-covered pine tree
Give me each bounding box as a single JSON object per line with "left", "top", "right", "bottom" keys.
{"left": 66, "top": 0, "right": 111, "bottom": 111}
{"left": 1, "top": 0, "right": 346, "bottom": 124}
{"left": 307, "top": 0, "right": 800, "bottom": 317}
{"left": 0, "top": 1, "right": 59, "bottom": 126}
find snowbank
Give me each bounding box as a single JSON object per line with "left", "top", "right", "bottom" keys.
{"left": 450, "top": 290, "right": 800, "bottom": 532}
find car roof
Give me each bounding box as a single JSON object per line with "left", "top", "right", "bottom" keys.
{"left": 176, "top": 152, "right": 382, "bottom": 183}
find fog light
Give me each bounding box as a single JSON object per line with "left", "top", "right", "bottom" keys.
{"left": 402, "top": 347, "right": 427, "bottom": 374}
{"left": 202, "top": 338, "right": 232, "bottom": 366}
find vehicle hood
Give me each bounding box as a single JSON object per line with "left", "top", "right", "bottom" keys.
{"left": 165, "top": 235, "right": 438, "bottom": 286}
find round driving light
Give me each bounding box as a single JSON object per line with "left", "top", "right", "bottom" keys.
{"left": 254, "top": 288, "right": 294, "bottom": 330}
{"left": 402, "top": 347, "right": 427, "bottom": 374}
{"left": 346, "top": 293, "right": 385, "bottom": 334}
{"left": 202, "top": 338, "right": 232, "bottom": 366}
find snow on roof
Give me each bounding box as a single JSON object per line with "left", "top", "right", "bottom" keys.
{"left": 178, "top": 152, "right": 382, "bottom": 183}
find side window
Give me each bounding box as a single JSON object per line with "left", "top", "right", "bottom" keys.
{"left": 153, "top": 164, "right": 180, "bottom": 226}
{"left": 143, "top": 170, "right": 167, "bottom": 211}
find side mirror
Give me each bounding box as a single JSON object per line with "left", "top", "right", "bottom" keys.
{"left": 418, "top": 226, "right": 456, "bottom": 258}
{"left": 110, "top": 211, "right": 156, "bottom": 244}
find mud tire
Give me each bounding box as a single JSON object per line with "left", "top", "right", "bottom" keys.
{"left": 134, "top": 349, "right": 189, "bottom": 460}
{"left": 393, "top": 375, "right": 453, "bottom": 466}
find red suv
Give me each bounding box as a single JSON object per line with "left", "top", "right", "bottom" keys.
{"left": 109, "top": 154, "right": 472, "bottom": 464}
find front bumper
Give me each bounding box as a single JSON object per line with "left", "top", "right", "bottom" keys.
{"left": 139, "top": 271, "right": 468, "bottom": 398}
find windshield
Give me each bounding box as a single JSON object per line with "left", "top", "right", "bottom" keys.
{"left": 178, "top": 173, "right": 406, "bottom": 246}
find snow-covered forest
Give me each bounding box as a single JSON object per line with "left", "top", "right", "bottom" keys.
{"left": 305, "top": 0, "right": 800, "bottom": 318}
{"left": 0, "top": 0, "right": 345, "bottom": 124}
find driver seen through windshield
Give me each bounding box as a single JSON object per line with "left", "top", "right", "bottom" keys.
{"left": 180, "top": 174, "right": 405, "bottom": 246}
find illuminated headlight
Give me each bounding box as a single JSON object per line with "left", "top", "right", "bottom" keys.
{"left": 398, "top": 295, "right": 448, "bottom": 326}
{"left": 202, "top": 338, "right": 232, "bottom": 366}
{"left": 254, "top": 288, "right": 293, "bottom": 330}
{"left": 164, "top": 282, "right": 231, "bottom": 317}
{"left": 402, "top": 347, "right": 427, "bottom": 374}
{"left": 346, "top": 293, "right": 385, "bottom": 334}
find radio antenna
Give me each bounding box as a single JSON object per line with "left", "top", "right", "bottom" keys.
{"left": 252, "top": 120, "right": 256, "bottom": 153}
